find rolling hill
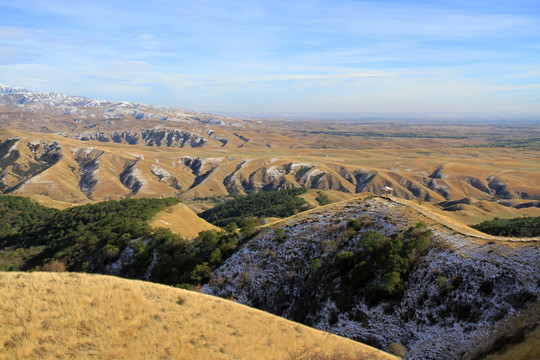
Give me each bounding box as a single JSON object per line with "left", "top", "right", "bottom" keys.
{"left": 149, "top": 203, "right": 220, "bottom": 239}
{"left": 0, "top": 85, "right": 539, "bottom": 359}
{"left": 1, "top": 85, "right": 539, "bottom": 225}
{"left": 203, "top": 195, "right": 540, "bottom": 359}
{"left": 0, "top": 272, "right": 396, "bottom": 360}
{"left": 0, "top": 191, "right": 539, "bottom": 358}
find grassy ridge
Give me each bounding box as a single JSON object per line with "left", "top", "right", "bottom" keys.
{"left": 0, "top": 272, "right": 395, "bottom": 360}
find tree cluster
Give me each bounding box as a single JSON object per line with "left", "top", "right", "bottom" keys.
{"left": 472, "top": 216, "right": 540, "bottom": 237}
{"left": 334, "top": 222, "right": 433, "bottom": 309}
{"left": 200, "top": 188, "right": 310, "bottom": 227}
{"left": 0, "top": 196, "right": 241, "bottom": 288}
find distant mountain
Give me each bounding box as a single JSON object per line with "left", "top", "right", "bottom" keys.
{"left": 0, "top": 84, "right": 206, "bottom": 123}
{"left": 0, "top": 84, "right": 242, "bottom": 149}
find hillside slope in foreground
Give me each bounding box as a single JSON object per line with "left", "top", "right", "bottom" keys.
{"left": 0, "top": 272, "right": 395, "bottom": 360}
{"left": 204, "top": 195, "right": 540, "bottom": 359}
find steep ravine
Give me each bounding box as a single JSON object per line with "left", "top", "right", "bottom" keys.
{"left": 203, "top": 196, "right": 540, "bottom": 359}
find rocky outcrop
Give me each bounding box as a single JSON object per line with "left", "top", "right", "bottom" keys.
{"left": 27, "top": 140, "right": 63, "bottom": 165}
{"left": 223, "top": 160, "right": 250, "bottom": 192}
{"left": 487, "top": 177, "right": 512, "bottom": 199}
{"left": 119, "top": 160, "right": 144, "bottom": 195}
{"left": 150, "top": 165, "right": 171, "bottom": 182}
{"left": 424, "top": 178, "right": 450, "bottom": 200}
{"left": 110, "top": 131, "right": 140, "bottom": 144}
{"left": 141, "top": 129, "right": 206, "bottom": 147}
{"left": 179, "top": 157, "right": 220, "bottom": 190}
{"left": 0, "top": 138, "right": 21, "bottom": 171}
{"left": 1, "top": 141, "right": 63, "bottom": 193}
{"left": 429, "top": 167, "right": 443, "bottom": 179}
{"left": 232, "top": 132, "right": 249, "bottom": 147}
{"left": 515, "top": 201, "right": 540, "bottom": 209}
{"left": 74, "top": 148, "right": 103, "bottom": 198}
{"left": 465, "top": 176, "right": 492, "bottom": 194}
{"left": 76, "top": 129, "right": 207, "bottom": 148}
{"left": 354, "top": 170, "right": 377, "bottom": 192}
{"left": 150, "top": 164, "right": 182, "bottom": 191}
{"left": 214, "top": 136, "right": 229, "bottom": 147}
{"left": 437, "top": 197, "right": 471, "bottom": 211}
{"left": 181, "top": 157, "right": 205, "bottom": 175}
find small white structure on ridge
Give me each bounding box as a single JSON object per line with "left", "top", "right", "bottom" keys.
{"left": 381, "top": 186, "right": 394, "bottom": 197}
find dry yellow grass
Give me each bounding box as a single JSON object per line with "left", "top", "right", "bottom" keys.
{"left": 0, "top": 272, "right": 396, "bottom": 360}
{"left": 149, "top": 203, "right": 220, "bottom": 239}
{"left": 24, "top": 194, "right": 86, "bottom": 209}
{"left": 388, "top": 197, "right": 540, "bottom": 242}
{"left": 2, "top": 127, "right": 538, "bottom": 224}
{"left": 483, "top": 326, "right": 540, "bottom": 360}
{"left": 300, "top": 189, "right": 358, "bottom": 208}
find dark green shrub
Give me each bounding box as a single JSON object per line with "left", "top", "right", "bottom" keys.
{"left": 479, "top": 280, "right": 494, "bottom": 295}
{"left": 335, "top": 251, "right": 354, "bottom": 268}
{"left": 347, "top": 218, "right": 362, "bottom": 231}
{"left": 224, "top": 222, "right": 238, "bottom": 233}
{"left": 310, "top": 258, "right": 322, "bottom": 273}
{"left": 337, "top": 222, "right": 433, "bottom": 307}
{"left": 315, "top": 191, "right": 332, "bottom": 206}
{"left": 274, "top": 227, "right": 286, "bottom": 241}
{"left": 350, "top": 261, "right": 373, "bottom": 288}
{"left": 190, "top": 262, "right": 212, "bottom": 284}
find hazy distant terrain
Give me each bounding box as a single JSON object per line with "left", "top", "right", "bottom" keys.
{"left": 1, "top": 85, "right": 539, "bottom": 225}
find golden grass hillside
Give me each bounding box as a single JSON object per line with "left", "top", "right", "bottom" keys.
{"left": 149, "top": 203, "right": 220, "bottom": 239}
{"left": 2, "top": 128, "right": 539, "bottom": 227}
{"left": 0, "top": 272, "right": 396, "bottom": 360}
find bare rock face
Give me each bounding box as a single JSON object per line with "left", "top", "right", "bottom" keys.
{"left": 424, "top": 178, "right": 450, "bottom": 200}
{"left": 75, "top": 129, "right": 208, "bottom": 148}
{"left": 110, "top": 131, "right": 140, "bottom": 145}
{"left": 150, "top": 164, "right": 182, "bottom": 191}
{"left": 465, "top": 176, "right": 492, "bottom": 194}
{"left": 1, "top": 140, "right": 63, "bottom": 193}
{"left": 27, "top": 140, "right": 63, "bottom": 165}
{"left": 181, "top": 157, "right": 205, "bottom": 175}
{"left": 487, "top": 176, "right": 512, "bottom": 199}
{"left": 74, "top": 148, "right": 104, "bottom": 199}
{"left": 354, "top": 170, "right": 377, "bottom": 192}
{"left": 232, "top": 132, "right": 249, "bottom": 147}
{"left": 429, "top": 167, "right": 443, "bottom": 179}
{"left": 141, "top": 129, "right": 207, "bottom": 147}
{"left": 0, "top": 138, "right": 21, "bottom": 191}
{"left": 223, "top": 160, "right": 250, "bottom": 193}
{"left": 119, "top": 160, "right": 144, "bottom": 195}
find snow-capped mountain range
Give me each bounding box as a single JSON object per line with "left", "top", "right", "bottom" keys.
{"left": 0, "top": 84, "right": 228, "bottom": 125}
{"left": 0, "top": 83, "right": 178, "bottom": 112}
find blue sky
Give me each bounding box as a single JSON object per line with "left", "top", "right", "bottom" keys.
{"left": 1, "top": 0, "right": 539, "bottom": 115}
